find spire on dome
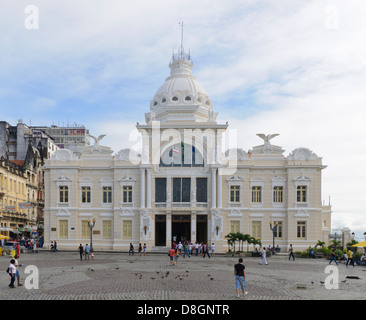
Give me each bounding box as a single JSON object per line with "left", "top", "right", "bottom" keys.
{"left": 171, "top": 21, "right": 192, "bottom": 63}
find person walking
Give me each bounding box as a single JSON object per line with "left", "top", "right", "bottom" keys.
{"left": 194, "top": 242, "right": 199, "bottom": 256}
{"left": 85, "top": 244, "right": 90, "bottom": 260}
{"left": 211, "top": 243, "right": 215, "bottom": 256}
{"left": 259, "top": 247, "right": 268, "bottom": 265}
{"left": 129, "top": 243, "right": 134, "bottom": 255}
{"left": 8, "top": 259, "right": 16, "bottom": 288}
{"left": 346, "top": 249, "right": 355, "bottom": 267}
{"left": 143, "top": 243, "right": 147, "bottom": 256}
{"left": 288, "top": 244, "right": 295, "bottom": 261}
{"left": 234, "top": 258, "right": 248, "bottom": 297}
{"left": 329, "top": 249, "right": 338, "bottom": 265}
{"left": 138, "top": 243, "right": 142, "bottom": 256}
{"left": 173, "top": 248, "right": 180, "bottom": 266}
{"left": 13, "top": 254, "right": 23, "bottom": 286}
{"left": 169, "top": 246, "right": 175, "bottom": 266}
{"left": 203, "top": 243, "right": 211, "bottom": 258}
{"left": 78, "top": 244, "right": 84, "bottom": 260}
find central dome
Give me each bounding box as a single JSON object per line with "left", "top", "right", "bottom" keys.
{"left": 145, "top": 54, "right": 217, "bottom": 123}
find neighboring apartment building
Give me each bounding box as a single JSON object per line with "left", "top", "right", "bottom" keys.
{"left": 43, "top": 52, "right": 332, "bottom": 252}
{"left": 31, "top": 125, "right": 90, "bottom": 157}
{"left": 0, "top": 121, "right": 50, "bottom": 238}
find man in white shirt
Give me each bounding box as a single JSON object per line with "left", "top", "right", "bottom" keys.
{"left": 8, "top": 259, "right": 16, "bottom": 288}
{"left": 211, "top": 243, "right": 215, "bottom": 256}
{"left": 259, "top": 247, "right": 268, "bottom": 265}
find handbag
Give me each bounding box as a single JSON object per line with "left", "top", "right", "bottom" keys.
{"left": 6, "top": 267, "right": 9, "bottom": 274}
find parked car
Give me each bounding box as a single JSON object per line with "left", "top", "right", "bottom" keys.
{"left": 2, "top": 241, "right": 26, "bottom": 253}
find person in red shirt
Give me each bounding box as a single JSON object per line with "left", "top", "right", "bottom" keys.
{"left": 169, "top": 247, "right": 175, "bottom": 266}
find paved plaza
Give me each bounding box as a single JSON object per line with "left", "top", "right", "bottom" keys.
{"left": 1, "top": 250, "right": 365, "bottom": 300}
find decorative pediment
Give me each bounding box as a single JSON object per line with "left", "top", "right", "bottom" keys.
{"left": 118, "top": 174, "right": 136, "bottom": 182}
{"left": 226, "top": 174, "right": 244, "bottom": 181}
{"left": 294, "top": 209, "right": 309, "bottom": 218}
{"left": 116, "top": 148, "right": 140, "bottom": 162}
{"left": 287, "top": 148, "right": 318, "bottom": 161}
{"left": 293, "top": 174, "right": 311, "bottom": 182}
{"left": 51, "top": 149, "right": 78, "bottom": 161}
{"left": 224, "top": 148, "right": 249, "bottom": 160}
{"left": 54, "top": 176, "right": 72, "bottom": 182}
{"left": 228, "top": 209, "right": 242, "bottom": 217}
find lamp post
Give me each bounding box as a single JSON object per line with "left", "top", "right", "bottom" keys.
{"left": 88, "top": 218, "right": 96, "bottom": 252}
{"left": 269, "top": 221, "right": 278, "bottom": 255}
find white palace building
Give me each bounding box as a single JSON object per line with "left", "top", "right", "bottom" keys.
{"left": 43, "top": 50, "right": 332, "bottom": 253}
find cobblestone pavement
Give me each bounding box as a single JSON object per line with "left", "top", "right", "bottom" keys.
{"left": 0, "top": 250, "right": 365, "bottom": 300}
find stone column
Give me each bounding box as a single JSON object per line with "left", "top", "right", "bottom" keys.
{"left": 146, "top": 168, "right": 151, "bottom": 209}
{"left": 166, "top": 212, "right": 171, "bottom": 247}
{"left": 167, "top": 176, "right": 171, "bottom": 208}
{"left": 211, "top": 168, "right": 217, "bottom": 209}
{"left": 140, "top": 168, "right": 145, "bottom": 209}
{"left": 217, "top": 168, "right": 222, "bottom": 209}
{"left": 191, "top": 213, "right": 196, "bottom": 243}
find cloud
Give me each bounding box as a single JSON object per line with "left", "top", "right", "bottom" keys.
{"left": 1, "top": 0, "right": 366, "bottom": 233}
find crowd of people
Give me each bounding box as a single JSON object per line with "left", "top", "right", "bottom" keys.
{"left": 168, "top": 241, "right": 215, "bottom": 266}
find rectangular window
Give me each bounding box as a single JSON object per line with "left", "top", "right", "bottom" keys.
{"left": 273, "top": 221, "right": 283, "bottom": 239}
{"left": 252, "top": 186, "right": 262, "bottom": 203}
{"left": 297, "top": 186, "right": 307, "bottom": 202}
{"left": 196, "top": 178, "right": 207, "bottom": 202}
{"left": 59, "top": 186, "right": 69, "bottom": 203}
{"left": 59, "top": 220, "right": 68, "bottom": 239}
{"left": 155, "top": 178, "right": 167, "bottom": 203}
{"left": 103, "top": 220, "right": 112, "bottom": 239}
{"left": 123, "top": 186, "right": 132, "bottom": 203}
{"left": 81, "top": 186, "right": 91, "bottom": 203}
{"left": 297, "top": 221, "right": 306, "bottom": 239}
{"left": 81, "top": 220, "right": 91, "bottom": 239}
{"left": 122, "top": 220, "right": 132, "bottom": 239}
{"left": 230, "top": 185, "right": 240, "bottom": 202}
{"left": 173, "top": 178, "right": 191, "bottom": 202}
{"left": 252, "top": 221, "right": 262, "bottom": 239}
{"left": 102, "top": 186, "right": 112, "bottom": 203}
{"left": 230, "top": 221, "right": 240, "bottom": 233}
{"left": 273, "top": 186, "right": 283, "bottom": 203}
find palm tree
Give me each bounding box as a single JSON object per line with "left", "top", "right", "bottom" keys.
{"left": 315, "top": 240, "right": 325, "bottom": 249}
{"left": 236, "top": 232, "right": 245, "bottom": 252}
{"left": 225, "top": 233, "right": 237, "bottom": 253}
{"left": 346, "top": 239, "right": 358, "bottom": 248}
{"left": 329, "top": 240, "right": 341, "bottom": 250}
{"left": 243, "top": 234, "right": 251, "bottom": 252}
{"left": 251, "top": 237, "right": 261, "bottom": 250}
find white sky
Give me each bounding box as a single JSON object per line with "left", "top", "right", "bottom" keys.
{"left": 0, "top": 0, "right": 365, "bottom": 238}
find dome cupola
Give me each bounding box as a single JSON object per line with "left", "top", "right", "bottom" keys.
{"left": 145, "top": 48, "right": 217, "bottom": 123}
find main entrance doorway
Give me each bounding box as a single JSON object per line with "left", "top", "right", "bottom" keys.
{"left": 196, "top": 215, "right": 207, "bottom": 243}
{"left": 155, "top": 215, "right": 166, "bottom": 246}
{"left": 172, "top": 215, "right": 191, "bottom": 243}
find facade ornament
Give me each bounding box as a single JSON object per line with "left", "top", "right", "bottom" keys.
{"left": 87, "top": 134, "right": 106, "bottom": 152}
{"left": 256, "top": 133, "right": 279, "bottom": 152}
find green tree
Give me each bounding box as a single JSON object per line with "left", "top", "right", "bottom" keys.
{"left": 314, "top": 240, "right": 325, "bottom": 249}
{"left": 346, "top": 239, "right": 358, "bottom": 248}
{"left": 329, "top": 240, "right": 341, "bottom": 250}
{"left": 225, "top": 233, "right": 238, "bottom": 252}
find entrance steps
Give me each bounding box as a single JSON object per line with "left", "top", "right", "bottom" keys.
{"left": 151, "top": 246, "right": 170, "bottom": 253}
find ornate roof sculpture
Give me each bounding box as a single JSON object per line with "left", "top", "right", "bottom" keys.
{"left": 287, "top": 148, "right": 319, "bottom": 161}
{"left": 250, "top": 133, "right": 285, "bottom": 156}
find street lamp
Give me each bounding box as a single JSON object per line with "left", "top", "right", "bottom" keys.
{"left": 269, "top": 221, "right": 278, "bottom": 255}
{"left": 88, "top": 218, "right": 96, "bottom": 252}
